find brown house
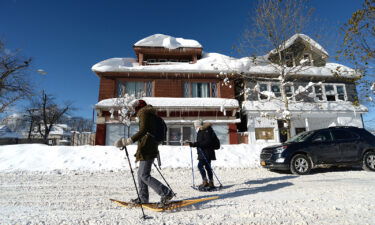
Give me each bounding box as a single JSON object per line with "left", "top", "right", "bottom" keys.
{"left": 92, "top": 34, "right": 241, "bottom": 146}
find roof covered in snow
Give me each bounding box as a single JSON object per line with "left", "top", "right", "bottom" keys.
{"left": 134, "top": 34, "right": 202, "bottom": 49}
{"left": 92, "top": 33, "right": 358, "bottom": 78}
{"left": 242, "top": 100, "right": 368, "bottom": 113}
{"left": 269, "top": 33, "right": 329, "bottom": 56}
{"left": 96, "top": 97, "right": 239, "bottom": 109}
{"left": 92, "top": 53, "right": 358, "bottom": 78}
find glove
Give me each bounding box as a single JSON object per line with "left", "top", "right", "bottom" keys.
{"left": 115, "top": 138, "right": 133, "bottom": 148}
{"left": 184, "top": 141, "right": 193, "bottom": 147}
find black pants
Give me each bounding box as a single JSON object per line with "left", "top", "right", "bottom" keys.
{"left": 197, "top": 158, "right": 213, "bottom": 181}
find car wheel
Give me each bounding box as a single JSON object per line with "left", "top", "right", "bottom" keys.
{"left": 290, "top": 154, "right": 312, "bottom": 175}
{"left": 363, "top": 151, "right": 375, "bottom": 172}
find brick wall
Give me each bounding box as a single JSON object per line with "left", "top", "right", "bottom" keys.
{"left": 99, "top": 77, "right": 115, "bottom": 100}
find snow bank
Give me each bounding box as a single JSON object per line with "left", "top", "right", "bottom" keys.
{"left": 0, "top": 143, "right": 273, "bottom": 172}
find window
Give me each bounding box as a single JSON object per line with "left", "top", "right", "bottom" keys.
{"left": 184, "top": 82, "right": 217, "bottom": 98}
{"left": 311, "top": 130, "right": 332, "bottom": 142}
{"left": 258, "top": 82, "right": 282, "bottom": 100}
{"left": 255, "top": 128, "right": 274, "bottom": 140}
{"left": 158, "top": 59, "right": 167, "bottom": 63}
{"left": 314, "top": 85, "right": 323, "bottom": 101}
{"left": 271, "top": 84, "right": 281, "bottom": 97}
{"left": 325, "top": 85, "right": 336, "bottom": 101}
{"left": 259, "top": 83, "right": 268, "bottom": 100}
{"left": 295, "top": 127, "right": 306, "bottom": 135}
{"left": 117, "top": 81, "right": 153, "bottom": 97}
{"left": 167, "top": 126, "right": 194, "bottom": 145}
{"left": 302, "top": 53, "right": 312, "bottom": 66}
{"left": 336, "top": 85, "right": 346, "bottom": 101}
{"left": 285, "top": 85, "right": 293, "bottom": 98}
{"left": 285, "top": 52, "right": 294, "bottom": 67}
{"left": 331, "top": 129, "right": 357, "bottom": 140}
{"left": 147, "top": 59, "right": 156, "bottom": 63}
{"left": 311, "top": 84, "right": 347, "bottom": 102}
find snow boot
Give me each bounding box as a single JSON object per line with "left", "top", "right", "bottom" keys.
{"left": 208, "top": 180, "right": 215, "bottom": 188}
{"left": 158, "top": 190, "right": 174, "bottom": 207}
{"left": 198, "top": 179, "right": 209, "bottom": 188}
{"left": 130, "top": 197, "right": 147, "bottom": 204}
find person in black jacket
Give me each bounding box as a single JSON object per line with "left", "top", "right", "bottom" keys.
{"left": 189, "top": 120, "right": 217, "bottom": 188}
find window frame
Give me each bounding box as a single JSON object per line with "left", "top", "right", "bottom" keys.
{"left": 117, "top": 80, "right": 153, "bottom": 98}
{"left": 184, "top": 82, "right": 218, "bottom": 98}
{"left": 313, "top": 83, "right": 347, "bottom": 102}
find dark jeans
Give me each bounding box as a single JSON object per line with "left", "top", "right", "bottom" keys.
{"left": 198, "top": 158, "right": 213, "bottom": 181}
{"left": 137, "top": 159, "right": 170, "bottom": 203}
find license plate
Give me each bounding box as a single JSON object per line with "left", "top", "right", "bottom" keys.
{"left": 261, "top": 161, "right": 266, "bottom": 166}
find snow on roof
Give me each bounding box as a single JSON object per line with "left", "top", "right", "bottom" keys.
{"left": 92, "top": 52, "right": 358, "bottom": 78}
{"left": 96, "top": 97, "right": 239, "bottom": 109}
{"left": 269, "top": 33, "right": 329, "bottom": 56}
{"left": 134, "top": 34, "right": 202, "bottom": 49}
{"left": 242, "top": 100, "right": 368, "bottom": 113}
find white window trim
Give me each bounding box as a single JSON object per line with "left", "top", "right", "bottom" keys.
{"left": 257, "top": 82, "right": 295, "bottom": 101}
{"left": 314, "top": 83, "right": 347, "bottom": 102}
{"left": 256, "top": 82, "right": 347, "bottom": 102}
{"left": 302, "top": 53, "right": 313, "bottom": 66}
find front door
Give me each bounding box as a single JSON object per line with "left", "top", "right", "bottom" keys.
{"left": 307, "top": 130, "right": 339, "bottom": 164}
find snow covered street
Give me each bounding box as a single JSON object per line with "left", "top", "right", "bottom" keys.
{"left": 1, "top": 167, "right": 374, "bottom": 225}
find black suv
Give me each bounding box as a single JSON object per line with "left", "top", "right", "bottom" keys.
{"left": 260, "top": 126, "right": 375, "bottom": 175}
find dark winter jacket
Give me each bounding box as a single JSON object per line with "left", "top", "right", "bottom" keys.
{"left": 191, "top": 123, "right": 217, "bottom": 161}
{"left": 131, "top": 105, "right": 159, "bottom": 162}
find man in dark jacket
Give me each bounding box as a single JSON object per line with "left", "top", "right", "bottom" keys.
{"left": 189, "top": 120, "right": 217, "bottom": 188}
{"left": 115, "top": 100, "right": 174, "bottom": 205}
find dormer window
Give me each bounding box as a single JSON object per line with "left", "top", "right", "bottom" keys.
{"left": 302, "top": 53, "right": 312, "bottom": 66}
{"left": 284, "top": 52, "right": 294, "bottom": 67}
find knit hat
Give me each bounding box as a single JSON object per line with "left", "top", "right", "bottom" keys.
{"left": 133, "top": 99, "right": 147, "bottom": 113}
{"left": 193, "top": 119, "right": 203, "bottom": 127}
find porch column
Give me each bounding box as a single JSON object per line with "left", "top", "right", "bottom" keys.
{"left": 305, "top": 118, "right": 310, "bottom": 131}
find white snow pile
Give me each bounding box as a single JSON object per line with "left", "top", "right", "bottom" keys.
{"left": 96, "top": 97, "right": 239, "bottom": 109}
{"left": 0, "top": 143, "right": 274, "bottom": 172}
{"left": 134, "top": 34, "right": 202, "bottom": 49}
{"left": 268, "top": 33, "right": 329, "bottom": 56}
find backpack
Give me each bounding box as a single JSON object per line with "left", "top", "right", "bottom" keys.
{"left": 150, "top": 114, "right": 167, "bottom": 144}
{"left": 211, "top": 129, "right": 221, "bottom": 150}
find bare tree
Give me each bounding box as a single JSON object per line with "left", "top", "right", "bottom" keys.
{"left": 221, "top": 0, "right": 355, "bottom": 139}
{"left": 26, "top": 91, "right": 73, "bottom": 143}
{"left": 0, "top": 40, "right": 32, "bottom": 113}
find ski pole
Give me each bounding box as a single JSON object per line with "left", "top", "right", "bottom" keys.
{"left": 152, "top": 162, "right": 176, "bottom": 196}
{"left": 122, "top": 146, "right": 149, "bottom": 220}
{"left": 197, "top": 148, "right": 223, "bottom": 187}
{"left": 190, "top": 146, "right": 196, "bottom": 188}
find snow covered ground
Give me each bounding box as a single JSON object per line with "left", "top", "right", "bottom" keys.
{"left": 1, "top": 144, "right": 375, "bottom": 225}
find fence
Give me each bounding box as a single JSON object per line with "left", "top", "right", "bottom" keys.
{"left": 71, "top": 132, "right": 95, "bottom": 146}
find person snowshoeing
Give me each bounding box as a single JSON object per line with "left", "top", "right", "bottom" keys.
{"left": 115, "top": 99, "right": 174, "bottom": 205}
{"left": 188, "top": 120, "right": 218, "bottom": 189}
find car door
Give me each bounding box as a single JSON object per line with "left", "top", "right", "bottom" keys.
{"left": 307, "top": 130, "right": 339, "bottom": 164}
{"left": 330, "top": 129, "right": 361, "bottom": 162}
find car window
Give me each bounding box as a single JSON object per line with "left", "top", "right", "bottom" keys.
{"left": 310, "top": 130, "right": 332, "bottom": 142}
{"left": 286, "top": 131, "right": 314, "bottom": 143}
{"left": 331, "top": 129, "right": 356, "bottom": 140}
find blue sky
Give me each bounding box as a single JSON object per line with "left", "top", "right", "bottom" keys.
{"left": 0, "top": 0, "right": 366, "bottom": 121}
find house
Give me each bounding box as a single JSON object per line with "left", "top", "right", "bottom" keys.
{"left": 241, "top": 34, "right": 367, "bottom": 143}
{"left": 92, "top": 33, "right": 367, "bottom": 146}
{"left": 92, "top": 34, "right": 240, "bottom": 145}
